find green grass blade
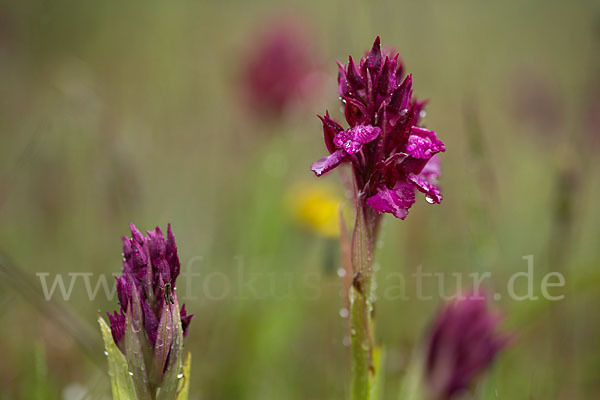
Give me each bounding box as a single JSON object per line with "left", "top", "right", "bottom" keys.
{"left": 175, "top": 353, "right": 192, "bottom": 400}
{"left": 370, "top": 346, "right": 385, "bottom": 400}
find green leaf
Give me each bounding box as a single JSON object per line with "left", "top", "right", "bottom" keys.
{"left": 125, "top": 306, "right": 152, "bottom": 399}
{"left": 157, "top": 296, "right": 185, "bottom": 400}
{"left": 98, "top": 315, "right": 137, "bottom": 400}
{"left": 175, "top": 352, "right": 192, "bottom": 400}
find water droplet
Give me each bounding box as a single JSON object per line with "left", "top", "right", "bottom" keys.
{"left": 337, "top": 268, "right": 346, "bottom": 277}
{"left": 339, "top": 308, "right": 349, "bottom": 318}
{"left": 361, "top": 340, "right": 370, "bottom": 351}
{"left": 342, "top": 336, "right": 351, "bottom": 347}
{"left": 350, "top": 328, "right": 357, "bottom": 336}
{"left": 177, "top": 373, "right": 184, "bottom": 379}
{"left": 425, "top": 195, "right": 435, "bottom": 204}
{"left": 419, "top": 110, "right": 427, "bottom": 118}
{"left": 104, "top": 351, "right": 108, "bottom": 356}
{"left": 128, "top": 371, "right": 134, "bottom": 376}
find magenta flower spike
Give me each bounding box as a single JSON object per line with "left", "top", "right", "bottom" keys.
{"left": 310, "top": 36, "right": 446, "bottom": 400}
{"left": 425, "top": 292, "right": 509, "bottom": 400}
{"left": 106, "top": 223, "right": 193, "bottom": 399}
{"left": 311, "top": 36, "right": 445, "bottom": 220}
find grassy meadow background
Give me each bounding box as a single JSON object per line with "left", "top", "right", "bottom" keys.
{"left": 1, "top": 0, "right": 599, "bottom": 398}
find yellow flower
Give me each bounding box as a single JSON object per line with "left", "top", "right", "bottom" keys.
{"left": 286, "top": 182, "right": 343, "bottom": 237}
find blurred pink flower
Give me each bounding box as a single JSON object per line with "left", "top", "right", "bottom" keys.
{"left": 510, "top": 70, "right": 562, "bottom": 135}
{"left": 240, "top": 17, "right": 322, "bottom": 119}
{"left": 425, "top": 291, "right": 510, "bottom": 400}
{"left": 586, "top": 84, "right": 600, "bottom": 148}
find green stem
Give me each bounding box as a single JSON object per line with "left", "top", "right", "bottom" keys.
{"left": 350, "top": 204, "right": 376, "bottom": 400}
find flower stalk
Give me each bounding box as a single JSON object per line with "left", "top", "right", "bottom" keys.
{"left": 349, "top": 204, "right": 376, "bottom": 400}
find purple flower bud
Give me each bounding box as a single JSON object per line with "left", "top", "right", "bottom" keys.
{"left": 107, "top": 223, "right": 193, "bottom": 397}
{"left": 107, "top": 310, "right": 126, "bottom": 352}
{"left": 311, "top": 36, "right": 445, "bottom": 220}
{"left": 425, "top": 292, "right": 509, "bottom": 400}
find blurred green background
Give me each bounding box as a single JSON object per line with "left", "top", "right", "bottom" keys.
{"left": 1, "top": 0, "right": 599, "bottom": 398}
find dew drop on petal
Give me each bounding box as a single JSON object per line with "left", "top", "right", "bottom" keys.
{"left": 177, "top": 373, "right": 184, "bottom": 379}
{"left": 425, "top": 195, "right": 435, "bottom": 204}
{"left": 337, "top": 268, "right": 346, "bottom": 277}
{"left": 104, "top": 351, "right": 108, "bottom": 356}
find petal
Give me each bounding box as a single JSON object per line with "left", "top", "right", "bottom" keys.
{"left": 148, "top": 227, "right": 166, "bottom": 270}
{"left": 366, "top": 181, "right": 416, "bottom": 219}
{"left": 142, "top": 299, "right": 159, "bottom": 345}
{"left": 376, "top": 56, "right": 393, "bottom": 96}
{"left": 318, "top": 111, "right": 344, "bottom": 154}
{"left": 408, "top": 173, "right": 443, "bottom": 204}
{"left": 129, "top": 222, "right": 144, "bottom": 244}
{"left": 394, "top": 54, "right": 405, "bottom": 83}
{"left": 166, "top": 223, "right": 180, "bottom": 281}
{"left": 180, "top": 304, "right": 194, "bottom": 338}
{"left": 420, "top": 154, "right": 442, "bottom": 180}
{"left": 333, "top": 125, "right": 382, "bottom": 155}
{"left": 346, "top": 55, "right": 364, "bottom": 89}
{"left": 107, "top": 310, "right": 126, "bottom": 351}
{"left": 387, "top": 74, "right": 413, "bottom": 114}
{"left": 406, "top": 127, "right": 445, "bottom": 159}
{"left": 343, "top": 96, "right": 370, "bottom": 126}
{"left": 123, "top": 239, "right": 149, "bottom": 281}
{"left": 311, "top": 149, "right": 347, "bottom": 176}
{"left": 337, "top": 61, "right": 352, "bottom": 97}
{"left": 367, "top": 36, "right": 382, "bottom": 72}
{"left": 116, "top": 276, "right": 130, "bottom": 310}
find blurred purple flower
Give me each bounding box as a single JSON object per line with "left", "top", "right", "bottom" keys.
{"left": 107, "top": 223, "right": 193, "bottom": 395}
{"left": 241, "top": 17, "right": 322, "bottom": 119}
{"left": 425, "top": 292, "right": 509, "bottom": 400}
{"left": 586, "top": 84, "right": 600, "bottom": 148}
{"left": 311, "top": 37, "right": 445, "bottom": 219}
{"left": 510, "top": 70, "right": 562, "bottom": 135}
